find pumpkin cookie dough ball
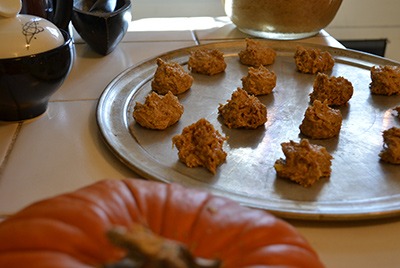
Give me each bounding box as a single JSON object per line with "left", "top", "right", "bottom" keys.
{"left": 133, "top": 91, "right": 184, "bottom": 130}
{"left": 274, "top": 139, "right": 333, "bottom": 187}
{"left": 294, "top": 46, "right": 334, "bottom": 74}
{"left": 188, "top": 49, "right": 227, "bottom": 75}
{"left": 310, "top": 73, "right": 353, "bottom": 106}
{"left": 300, "top": 100, "right": 342, "bottom": 139}
{"left": 218, "top": 88, "right": 267, "bottom": 129}
{"left": 238, "top": 38, "right": 276, "bottom": 66}
{"left": 241, "top": 65, "right": 277, "bottom": 95}
{"left": 379, "top": 127, "right": 400, "bottom": 164}
{"left": 151, "top": 58, "right": 194, "bottom": 95}
{"left": 370, "top": 65, "right": 400, "bottom": 96}
{"left": 172, "top": 118, "right": 227, "bottom": 174}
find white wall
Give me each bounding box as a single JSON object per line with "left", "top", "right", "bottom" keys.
{"left": 132, "top": 0, "right": 400, "bottom": 61}
{"left": 327, "top": 0, "right": 400, "bottom": 61}
{"left": 132, "top": 0, "right": 225, "bottom": 19}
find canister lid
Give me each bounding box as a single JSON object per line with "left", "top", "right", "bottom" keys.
{"left": 0, "top": 0, "right": 64, "bottom": 59}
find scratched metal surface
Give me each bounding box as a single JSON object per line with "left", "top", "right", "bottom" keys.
{"left": 97, "top": 40, "right": 400, "bottom": 220}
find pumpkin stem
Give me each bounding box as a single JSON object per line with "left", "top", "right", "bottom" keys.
{"left": 106, "top": 225, "right": 221, "bottom": 268}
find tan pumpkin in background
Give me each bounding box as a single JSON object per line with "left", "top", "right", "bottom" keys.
{"left": 0, "top": 178, "right": 324, "bottom": 267}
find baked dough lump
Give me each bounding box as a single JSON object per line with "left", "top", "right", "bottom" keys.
{"left": 151, "top": 58, "right": 194, "bottom": 95}
{"left": 218, "top": 88, "right": 267, "bottom": 129}
{"left": 133, "top": 91, "right": 184, "bottom": 130}
{"left": 300, "top": 100, "right": 342, "bottom": 139}
{"left": 172, "top": 118, "right": 227, "bottom": 174}
{"left": 188, "top": 49, "right": 227, "bottom": 75}
{"left": 379, "top": 126, "right": 400, "bottom": 164}
{"left": 274, "top": 139, "right": 333, "bottom": 187}
{"left": 238, "top": 38, "right": 276, "bottom": 66}
{"left": 370, "top": 65, "right": 400, "bottom": 96}
{"left": 310, "top": 73, "right": 353, "bottom": 106}
{"left": 241, "top": 65, "right": 277, "bottom": 95}
{"left": 294, "top": 46, "right": 334, "bottom": 74}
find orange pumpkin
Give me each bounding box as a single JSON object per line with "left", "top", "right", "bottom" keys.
{"left": 0, "top": 178, "right": 324, "bottom": 267}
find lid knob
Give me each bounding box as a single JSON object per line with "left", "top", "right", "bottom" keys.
{"left": 0, "top": 0, "right": 22, "bottom": 18}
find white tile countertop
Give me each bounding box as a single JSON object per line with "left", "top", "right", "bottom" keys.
{"left": 1, "top": 17, "right": 399, "bottom": 268}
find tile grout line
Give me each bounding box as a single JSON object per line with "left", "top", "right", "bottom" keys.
{"left": 191, "top": 30, "right": 200, "bottom": 46}
{"left": 49, "top": 98, "right": 99, "bottom": 103}
{"left": 0, "top": 122, "right": 23, "bottom": 178}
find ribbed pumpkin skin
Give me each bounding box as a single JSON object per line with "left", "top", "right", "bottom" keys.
{"left": 0, "top": 179, "right": 324, "bottom": 268}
